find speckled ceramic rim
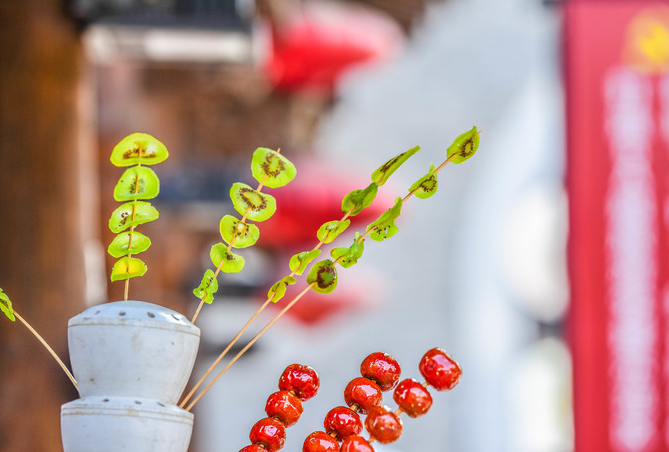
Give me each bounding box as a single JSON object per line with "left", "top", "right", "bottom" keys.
{"left": 68, "top": 300, "right": 199, "bottom": 336}
{"left": 61, "top": 397, "right": 194, "bottom": 426}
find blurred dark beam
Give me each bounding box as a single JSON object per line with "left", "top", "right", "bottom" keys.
{"left": 0, "top": 0, "right": 89, "bottom": 450}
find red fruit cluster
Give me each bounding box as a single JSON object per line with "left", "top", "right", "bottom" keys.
{"left": 240, "top": 364, "right": 320, "bottom": 452}
{"left": 300, "top": 348, "right": 461, "bottom": 452}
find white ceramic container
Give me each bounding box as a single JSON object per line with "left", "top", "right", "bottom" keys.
{"left": 61, "top": 396, "right": 194, "bottom": 452}
{"left": 67, "top": 300, "right": 200, "bottom": 404}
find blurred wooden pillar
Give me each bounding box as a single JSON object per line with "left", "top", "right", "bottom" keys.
{"left": 0, "top": 0, "right": 90, "bottom": 451}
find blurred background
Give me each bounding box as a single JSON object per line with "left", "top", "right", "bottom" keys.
{"left": 1, "top": 0, "right": 668, "bottom": 451}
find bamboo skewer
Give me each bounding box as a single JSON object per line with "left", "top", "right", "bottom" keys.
{"left": 14, "top": 310, "right": 78, "bottom": 391}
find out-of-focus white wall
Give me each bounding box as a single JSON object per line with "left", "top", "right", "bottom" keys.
{"left": 195, "top": 0, "right": 571, "bottom": 451}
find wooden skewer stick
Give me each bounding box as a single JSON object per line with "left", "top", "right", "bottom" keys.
{"left": 185, "top": 282, "right": 315, "bottom": 412}
{"left": 179, "top": 298, "right": 272, "bottom": 408}
{"left": 14, "top": 310, "right": 78, "bottom": 391}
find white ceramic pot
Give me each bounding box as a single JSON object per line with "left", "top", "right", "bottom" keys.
{"left": 67, "top": 300, "right": 200, "bottom": 404}
{"left": 61, "top": 396, "right": 194, "bottom": 452}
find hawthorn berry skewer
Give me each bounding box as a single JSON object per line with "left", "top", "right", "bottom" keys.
{"left": 239, "top": 364, "right": 319, "bottom": 452}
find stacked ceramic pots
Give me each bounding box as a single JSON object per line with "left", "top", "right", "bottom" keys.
{"left": 60, "top": 300, "right": 200, "bottom": 452}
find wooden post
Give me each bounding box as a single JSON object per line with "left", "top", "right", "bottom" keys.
{"left": 0, "top": 1, "right": 90, "bottom": 451}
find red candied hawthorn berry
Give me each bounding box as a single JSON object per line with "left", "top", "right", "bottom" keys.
{"left": 344, "top": 377, "right": 382, "bottom": 414}
{"left": 323, "top": 406, "right": 363, "bottom": 440}
{"left": 364, "top": 405, "right": 403, "bottom": 444}
{"left": 279, "top": 364, "right": 320, "bottom": 401}
{"left": 249, "top": 417, "right": 286, "bottom": 452}
{"left": 393, "top": 378, "right": 433, "bottom": 418}
{"left": 419, "top": 348, "right": 462, "bottom": 391}
{"left": 340, "top": 435, "right": 375, "bottom": 452}
{"left": 360, "top": 352, "right": 401, "bottom": 391}
{"left": 302, "top": 431, "right": 339, "bottom": 452}
{"left": 265, "top": 390, "right": 304, "bottom": 427}
{"left": 240, "top": 446, "right": 269, "bottom": 452}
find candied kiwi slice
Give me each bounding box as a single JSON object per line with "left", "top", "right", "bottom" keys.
{"left": 268, "top": 276, "right": 297, "bottom": 303}
{"left": 193, "top": 269, "right": 219, "bottom": 304}
{"left": 107, "top": 231, "right": 152, "bottom": 258}
{"left": 307, "top": 259, "right": 338, "bottom": 294}
{"left": 210, "top": 243, "right": 245, "bottom": 273}
{"left": 251, "top": 147, "right": 297, "bottom": 189}
{"left": 367, "top": 197, "right": 403, "bottom": 242}
{"left": 219, "top": 215, "right": 260, "bottom": 248}
{"left": 289, "top": 249, "right": 322, "bottom": 276}
{"left": 371, "top": 145, "right": 420, "bottom": 186}
{"left": 317, "top": 219, "right": 351, "bottom": 244}
{"left": 409, "top": 163, "right": 438, "bottom": 199}
{"left": 446, "top": 126, "right": 479, "bottom": 164}
{"left": 342, "top": 182, "right": 378, "bottom": 216}
{"left": 113, "top": 166, "right": 160, "bottom": 202}
{"left": 0, "top": 289, "right": 15, "bottom": 322}
{"left": 109, "top": 201, "right": 159, "bottom": 233}
{"left": 110, "top": 257, "right": 147, "bottom": 282}
{"left": 230, "top": 182, "right": 277, "bottom": 222}
{"left": 110, "top": 133, "right": 169, "bottom": 167}
{"left": 331, "top": 233, "right": 365, "bottom": 268}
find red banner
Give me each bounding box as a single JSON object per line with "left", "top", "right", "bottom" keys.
{"left": 566, "top": 2, "right": 669, "bottom": 451}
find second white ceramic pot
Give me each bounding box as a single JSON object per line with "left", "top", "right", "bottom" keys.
{"left": 61, "top": 396, "right": 194, "bottom": 452}
{"left": 67, "top": 300, "right": 200, "bottom": 404}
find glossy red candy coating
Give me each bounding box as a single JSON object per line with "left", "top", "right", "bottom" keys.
{"left": 364, "top": 405, "right": 403, "bottom": 444}
{"left": 344, "top": 377, "right": 382, "bottom": 414}
{"left": 323, "top": 406, "right": 363, "bottom": 440}
{"left": 360, "top": 352, "right": 401, "bottom": 391}
{"left": 279, "top": 364, "right": 320, "bottom": 401}
{"left": 340, "top": 435, "right": 375, "bottom": 452}
{"left": 265, "top": 390, "right": 304, "bottom": 427}
{"left": 249, "top": 417, "right": 286, "bottom": 452}
{"left": 393, "top": 378, "right": 433, "bottom": 417}
{"left": 302, "top": 431, "right": 339, "bottom": 452}
{"left": 419, "top": 348, "right": 462, "bottom": 391}
{"left": 239, "top": 446, "right": 269, "bottom": 452}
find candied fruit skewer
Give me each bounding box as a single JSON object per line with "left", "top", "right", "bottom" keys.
{"left": 190, "top": 169, "right": 270, "bottom": 324}
{"left": 123, "top": 157, "right": 142, "bottom": 301}
{"left": 108, "top": 133, "right": 169, "bottom": 298}
{"left": 240, "top": 364, "right": 319, "bottom": 452}
{"left": 184, "top": 147, "right": 469, "bottom": 411}
{"left": 365, "top": 349, "right": 461, "bottom": 444}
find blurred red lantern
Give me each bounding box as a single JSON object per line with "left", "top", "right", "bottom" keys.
{"left": 261, "top": 1, "right": 403, "bottom": 93}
